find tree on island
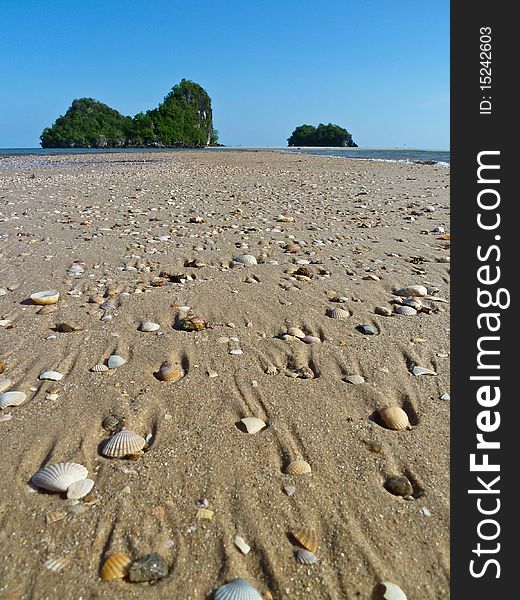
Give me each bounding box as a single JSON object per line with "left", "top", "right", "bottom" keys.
{"left": 40, "top": 79, "right": 218, "bottom": 148}
{"left": 287, "top": 123, "right": 357, "bottom": 147}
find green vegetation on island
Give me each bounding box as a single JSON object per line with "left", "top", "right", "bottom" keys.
{"left": 40, "top": 79, "right": 218, "bottom": 148}
{"left": 287, "top": 123, "right": 357, "bottom": 147}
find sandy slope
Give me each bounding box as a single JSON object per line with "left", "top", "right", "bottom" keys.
{"left": 0, "top": 151, "right": 450, "bottom": 599}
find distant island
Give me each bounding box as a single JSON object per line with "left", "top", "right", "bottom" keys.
{"left": 287, "top": 123, "right": 357, "bottom": 147}
{"left": 40, "top": 79, "right": 218, "bottom": 148}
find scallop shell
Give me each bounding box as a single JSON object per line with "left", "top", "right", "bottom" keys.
{"left": 393, "top": 305, "right": 417, "bottom": 316}
{"left": 30, "top": 290, "right": 60, "bottom": 305}
{"left": 91, "top": 364, "right": 109, "bottom": 372}
{"left": 67, "top": 478, "right": 94, "bottom": 499}
{"left": 287, "top": 327, "right": 306, "bottom": 339}
{"left": 44, "top": 557, "right": 69, "bottom": 572}
{"left": 31, "top": 462, "right": 88, "bottom": 492}
{"left": 0, "top": 391, "right": 27, "bottom": 410}
{"left": 233, "top": 254, "right": 258, "bottom": 266}
{"left": 295, "top": 548, "right": 319, "bottom": 564}
{"left": 101, "top": 429, "right": 146, "bottom": 458}
{"left": 379, "top": 406, "right": 411, "bottom": 431}
{"left": 100, "top": 552, "right": 132, "bottom": 581}
{"left": 107, "top": 355, "right": 125, "bottom": 369}
{"left": 382, "top": 581, "right": 407, "bottom": 600}
{"left": 395, "top": 285, "right": 427, "bottom": 297}
{"left": 214, "top": 578, "right": 263, "bottom": 600}
{"left": 0, "top": 377, "right": 13, "bottom": 393}
{"left": 292, "top": 527, "right": 318, "bottom": 553}
{"left": 239, "top": 417, "right": 266, "bottom": 434}
{"left": 139, "top": 321, "right": 160, "bottom": 332}
{"left": 326, "top": 307, "right": 351, "bottom": 319}
{"left": 157, "top": 361, "right": 184, "bottom": 382}
{"left": 285, "top": 459, "right": 312, "bottom": 476}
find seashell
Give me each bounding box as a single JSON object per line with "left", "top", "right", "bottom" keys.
{"left": 375, "top": 306, "right": 393, "bottom": 317}
{"left": 32, "top": 462, "right": 88, "bottom": 492}
{"left": 295, "top": 548, "right": 319, "bottom": 564}
{"left": 100, "top": 552, "right": 132, "bottom": 581}
{"left": 88, "top": 295, "right": 104, "bottom": 304}
{"left": 402, "top": 297, "right": 423, "bottom": 309}
{"left": 157, "top": 361, "right": 184, "bottom": 382}
{"left": 101, "top": 429, "right": 146, "bottom": 458}
{"left": 382, "top": 581, "right": 407, "bottom": 600}
{"left": 0, "top": 376, "right": 13, "bottom": 393}
{"left": 181, "top": 314, "right": 206, "bottom": 331}
{"left": 233, "top": 254, "right": 258, "bottom": 266}
{"left": 102, "top": 414, "right": 122, "bottom": 432}
{"left": 197, "top": 508, "right": 214, "bottom": 520}
{"left": 291, "top": 527, "right": 318, "bottom": 553}
{"left": 139, "top": 321, "right": 160, "bottom": 332}
{"left": 30, "top": 290, "right": 60, "bottom": 305}
{"left": 67, "top": 478, "right": 94, "bottom": 499}
{"left": 343, "top": 374, "right": 365, "bottom": 385}
{"left": 229, "top": 348, "right": 243, "bottom": 355}
{"left": 44, "top": 557, "right": 69, "bottom": 572}
{"left": 39, "top": 370, "right": 64, "bottom": 381}
{"left": 379, "top": 406, "right": 411, "bottom": 431}
{"left": 412, "top": 365, "right": 437, "bottom": 376}
{"left": 0, "top": 391, "right": 27, "bottom": 410}
{"left": 100, "top": 301, "right": 116, "bottom": 310}
{"left": 38, "top": 304, "right": 58, "bottom": 315}
{"left": 214, "top": 578, "right": 263, "bottom": 600}
{"left": 287, "top": 327, "right": 306, "bottom": 339}
{"left": 0, "top": 359, "right": 4, "bottom": 374}
{"left": 234, "top": 535, "right": 251, "bottom": 555}
{"left": 239, "top": 417, "right": 266, "bottom": 434}
{"left": 0, "top": 412, "right": 12, "bottom": 422}
{"left": 46, "top": 510, "right": 67, "bottom": 524}
{"left": 393, "top": 305, "right": 417, "bottom": 316}
{"left": 285, "top": 459, "right": 312, "bottom": 476}
{"left": 301, "top": 335, "right": 321, "bottom": 345}
{"left": 395, "top": 285, "right": 427, "bottom": 297}
{"left": 284, "top": 484, "right": 296, "bottom": 496}
{"left": 91, "top": 364, "right": 109, "bottom": 372}
{"left": 107, "top": 355, "right": 125, "bottom": 369}
{"left": 326, "top": 307, "right": 351, "bottom": 319}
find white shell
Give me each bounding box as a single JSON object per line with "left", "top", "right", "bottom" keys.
{"left": 101, "top": 429, "right": 146, "bottom": 457}
{"left": 233, "top": 254, "right": 258, "bottom": 266}
{"left": 234, "top": 535, "right": 251, "bottom": 555}
{"left": 30, "top": 290, "right": 60, "bottom": 305}
{"left": 0, "top": 377, "right": 13, "bottom": 393}
{"left": 301, "top": 335, "right": 321, "bottom": 345}
{"left": 395, "top": 285, "right": 427, "bottom": 297}
{"left": 344, "top": 375, "right": 365, "bottom": 385}
{"left": 382, "top": 581, "right": 407, "bottom": 600}
{"left": 139, "top": 321, "right": 160, "bottom": 332}
{"left": 66, "top": 478, "right": 94, "bottom": 499}
{"left": 107, "top": 355, "right": 125, "bottom": 369}
{"left": 44, "top": 557, "right": 68, "bottom": 572}
{"left": 32, "top": 462, "right": 88, "bottom": 492}
{"left": 39, "top": 370, "right": 64, "bottom": 381}
{"left": 295, "top": 548, "right": 319, "bottom": 564}
{"left": 394, "top": 306, "right": 417, "bottom": 316}
{"left": 240, "top": 417, "right": 266, "bottom": 434}
{"left": 0, "top": 391, "right": 27, "bottom": 410}
{"left": 287, "top": 327, "right": 306, "bottom": 339}
{"left": 214, "top": 578, "right": 263, "bottom": 600}
{"left": 91, "top": 364, "right": 109, "bottom": 372}
{"left": 326, "top": 307, "right": 351, "bottom": 319}
{"left": 412, "top": 366, "right": 437, "bottom": 376}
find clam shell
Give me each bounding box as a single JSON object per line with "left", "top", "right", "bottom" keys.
{"left": 39, "top": 370, "right": 64, "bottom": 381}
{"left": 395, "top": 285, "right": 427, "bottom": 297}
{"left": 233, "top": 254, "right": 258, "bottom": 266}
{"left": 91, "top": 364, "right": 109, "bottom": 372}
{"left": 101, "top": 429, "right": 146, "bottom": 458}
{"left": 32, "top": 462, "right": 88, "bottom": 492}
{"left": 67, "top": 478, "right": 95, "bottom": 499}
{"left": 234, "top": 535, "right": 251, "bottom": 555}
{"left": 379, "top": 406, "right": 411, "bottom": 430}
{"left": 30, "top": 290, "right": 60, "bottom": 305}
{"left": 100, "top": 552, "right": 132, "bottom": 581}
{"left": 107, "top": 355, "right": 125, "bottom": 369}
{"left": 287, "top": 327, "right": 306, "bottom": 339}
{"left": 326, "top": 307, "right": 351, "bottom": 319}
{"left": 214, "top": 578, "right": 263, "bottom": 600}
{"left": 285, "top": 459, "right": 312, "bottom": 476}
{"left": 295, "top": 548, "right": 319, "bottom": 564}
{"left": 382, "top": 582, "right": 407, "bottom": 600}
{"left": 157, "top": 361, "right": 184, "bottom": 382}
{"left": 139, "top": 321, "right": 160, "bottom": 332}
{"left": 239, "top": 417, "right": 266, "bottom": 434}
{"left": 394, "top": 305, "right": 417, "bottom": 316}
{"left": 0, "top": 391, "right": 27, "bottom": 410}
{"left": 301, "top": 335, "right": 321, "bottom": 345}
{"left": 0, "top": 377, "right": 13, "bottom": 393}
{"left": 343, "top": 375, "right": 365, "bottom": 385}
{"left": 292, "top": 527, "right": 318, "bottom": 553}
{"left": 412, "top": 365, "right": 437, "bottom": 376}
{"left": 375, "top": 306, "right": 393, "bottom": 317}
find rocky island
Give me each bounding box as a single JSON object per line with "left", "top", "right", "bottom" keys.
{"left": 288, "top": 123, "right": 357, "bottom": 147}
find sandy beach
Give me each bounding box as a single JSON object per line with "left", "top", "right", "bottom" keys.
{"left": 0, "top": 151, "right": 450, "bottom": 599}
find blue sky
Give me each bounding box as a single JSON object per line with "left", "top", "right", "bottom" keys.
{"left": 0, "top": 0, "right": 449, "bottom": 149}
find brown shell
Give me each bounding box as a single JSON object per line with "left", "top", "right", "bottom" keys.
{"left": 157, "top": 361, "right": 184, "bottom": 382}
{"left": 379, "top": 406, "right": 411, "bottom": 431}
{"left": 285, "top": 459, "right": 312, "bottom": 476}
{"left": 292, "top": 527, "right": 318, "bottom": 553}
{"left": 0, "top": 360, "right": 4, "bottom": 374}
{"left": 100, "top": 552, "right": 132, "bottom": 581}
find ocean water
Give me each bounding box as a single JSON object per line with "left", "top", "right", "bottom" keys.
{"left": 0, "top": 146, "right": 449, "bottom": 167}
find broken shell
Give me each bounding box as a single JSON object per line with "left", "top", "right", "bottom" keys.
{"left": 379, "top": 406, "right": 411, "bottom": 431}
{"left": 214, "top": 578, "right": 263, "bottom": 600}
{"left": 107, "top": 355, "right": 125, "bottom": 369}
{"left": 412, "top": 365, "right": 437, "bottom": 376}
{"left": 295, "top": 548, "right": 319, "bottom": 564}
{"left": 181, "top": 315, "right": 206, "bottom": 331}
{"left": 382, "top": 582, "right": 407, "bottom": 600}
{"left": 91, "top": 364, "right": 109, "bottom": 372}
{"left": 0, "top": 377, "right": 12, "bottom": 393}
{"left": 0, "top": 359, "right": 4, "bottom": 374}
{"left": 139, "top": 321, "right": 160, "bottom": 332}
{"left": 39, "top": 370, "right": 63, "bottom": 381}
{"left": 67, "top": 478, "right": 95, "bottom": 499}
{"left": 101, "top": 429, "right": 146, "bottom": 458}
{"left": 375, "top": 306, "right": 393, "bottom": 317}
{"left": 31, "top": 462, "right": 88, "bottom": 492}
{"left": 100, "top": 552, "right": 132, "bottom": 581}
{"left": 291, "top": 527, "right": 318, "bottom": 553}
{"left": 30, "top": 290, "right": 60, "bottom": 305}
{"left": 395, "top": 285, "right": 427, "bottom": 297}
{"left": 343, "top": 375, "right": 365, "bottom": 385}
{"left": 239, "top": 417, "right": 266, "bottom": 434}
{"left": 234, "top": 535, "right": 251, "bottom": 555}
{"left": 301, "top": 335, "right": 321, "bottom": 345}
{"left": 285, "top": 459, "right": 312, "bottom": 476}
{"left": 157, "top": 361, "right": 184, "bottom": 382}
{"left": 326, "top": 307, "right": 351, "bottom": 319}
{"left": 284, "top": 484, "right": 296, "bottom": 496}
{"left": 286, "top": 327, "right": 306, "bottom": 339}
{"left": 394, "top": 305, "right": 417, "bottom": 316}
{"left": 44, "top": 557, "right": 69, "bottom": 572}
{"left": 102, "top": 415, "right": 122, "bottom": 432}
{"left": 0, "top": 391, "right": 27, "bottom": 410}
{"left": 233, "top": 254, "right": 258, "bottom": 266}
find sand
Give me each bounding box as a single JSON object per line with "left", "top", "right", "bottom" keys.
{"left": 0, "top": 151, "right": 450, "bottom": 599}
